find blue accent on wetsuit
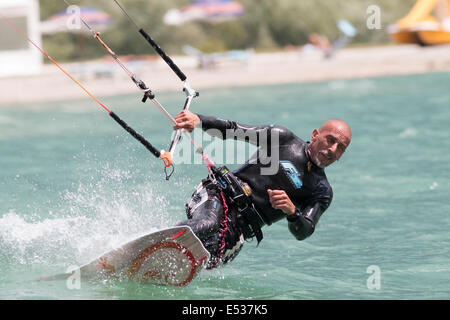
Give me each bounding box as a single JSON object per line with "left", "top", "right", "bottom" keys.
{"left": 280, "top": 160, "right": 303, "bottom": 189}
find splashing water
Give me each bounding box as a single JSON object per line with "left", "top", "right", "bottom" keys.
{"left": 0, "top": 164, "right": 172, "bottom": 269}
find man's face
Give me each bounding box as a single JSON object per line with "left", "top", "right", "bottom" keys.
{"left": 309, "top": 125, "right": 351, "bottom": 168}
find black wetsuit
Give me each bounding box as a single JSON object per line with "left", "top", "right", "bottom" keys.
{"left": 178, "top": 114, "right": 333, "bottom": 269}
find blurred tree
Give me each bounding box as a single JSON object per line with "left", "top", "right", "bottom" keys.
{"left": 38, "top": 0, "right": 420, "bottom": 61}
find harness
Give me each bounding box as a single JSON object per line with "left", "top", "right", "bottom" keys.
{"left": 209, "top": 166, "right": 264, "bottom": 245}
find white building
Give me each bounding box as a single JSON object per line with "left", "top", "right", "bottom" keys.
{"left": 0, "top": 0, "right": 42, "bottom": 77}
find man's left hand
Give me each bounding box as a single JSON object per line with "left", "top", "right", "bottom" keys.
{"left": 267, "top": 189, "right": 296, "bottom": 215}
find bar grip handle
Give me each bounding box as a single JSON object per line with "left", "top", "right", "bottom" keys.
{"left": 139, "top": 28, "right": 187, "bottom": 82}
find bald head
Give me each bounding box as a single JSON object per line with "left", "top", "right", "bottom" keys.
{"left": 319, "top": 119, "right": 352, "bottom": 145}
{"left": 308, "top": 119, "right": 351, "bottom": 168}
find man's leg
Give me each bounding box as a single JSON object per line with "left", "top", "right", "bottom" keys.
{"left": 177, "top": 182, "right": 224, "bottom": 242}
{"left": 177, "top": 181, "right": 245, "bottom": 269}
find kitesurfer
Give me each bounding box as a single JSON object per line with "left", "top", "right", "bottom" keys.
{"left": 174, "top": 110, "right": 352, "bottom": 269}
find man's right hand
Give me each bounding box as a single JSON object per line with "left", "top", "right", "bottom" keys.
{"left": 268, "top": 189, "right": 296, "bottom": 215}
{"left": 173, "top": 110, "right": 200, "bottom": 133}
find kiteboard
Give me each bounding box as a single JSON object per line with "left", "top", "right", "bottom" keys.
{"left": 40, "top": 226, "right": 210, "bottom": 287}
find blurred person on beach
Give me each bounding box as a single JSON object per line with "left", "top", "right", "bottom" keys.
{"left": 173, "top": 110, "right": 351, "bottom": 269}
{"left": 308, "top": 33, "right": 331, "bottom": 50}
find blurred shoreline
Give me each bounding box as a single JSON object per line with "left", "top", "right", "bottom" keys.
{"left": 1, "top": 44, "right": 450, "bottom": 106}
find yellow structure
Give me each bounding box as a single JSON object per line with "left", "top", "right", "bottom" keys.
{"left": 389, "top": 0, "right": 450, "bottom": 46}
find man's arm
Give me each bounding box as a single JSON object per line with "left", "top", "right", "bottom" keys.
{"left": 199, "top": 114, "right": 289, "bottom": 147}
{"left": 173, "top": 110, "right": 292, "bottom": 147}
{"left": 267, "top": 189, "right": 327, "bottom": 241}
{"left": 287, "top": 202, "right": 326, "bottom": 241}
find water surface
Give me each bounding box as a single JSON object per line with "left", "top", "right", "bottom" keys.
{"left": 1, "top": 72, "right": 449, "bottom": 299}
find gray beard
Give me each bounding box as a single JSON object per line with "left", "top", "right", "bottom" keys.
{"left": 307, "top": 144, "right": 326, "bottom": 168}
{"left": 312, "top": 153, "right": 326, "bottom": 168}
